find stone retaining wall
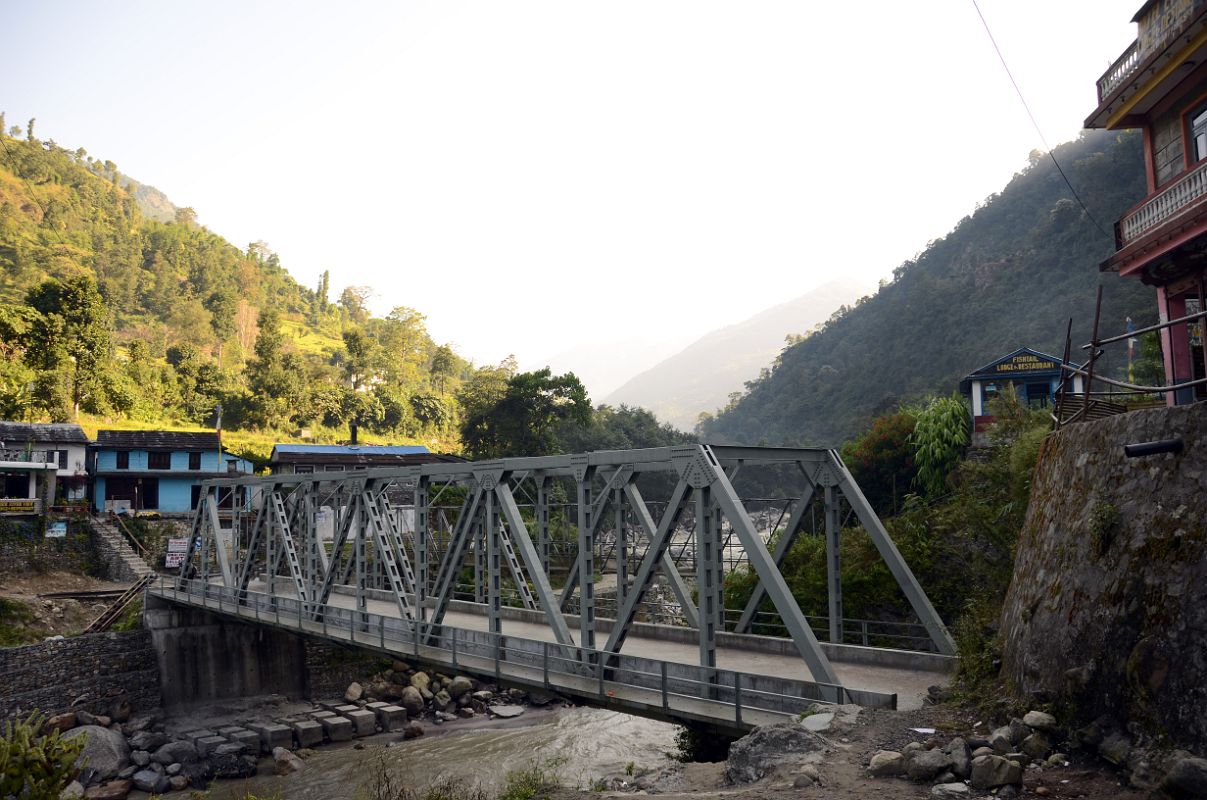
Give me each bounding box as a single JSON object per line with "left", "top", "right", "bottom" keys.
{"left": 1001, "top": 401, "right": 1207, "bottom": 750}
{"left": 304, "top": 639, "right": 389, "bottom": 699}
{"left": 0, "top": 629, "right": 160, "bottom": 720}
{"left": 0, "top": 517, "right": 97, "bottom": 576}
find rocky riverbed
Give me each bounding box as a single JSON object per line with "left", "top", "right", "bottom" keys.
{"left": 52, "top": 658, "right": 602, "bottom": 798}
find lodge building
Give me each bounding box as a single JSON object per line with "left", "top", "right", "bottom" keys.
{"left": 1088, "top": 0, "right": 1207, "bottom": 404}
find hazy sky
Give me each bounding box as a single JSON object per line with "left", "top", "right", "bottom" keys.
{"left": 2, "top": 1, "right": 1139, "bottom": 368}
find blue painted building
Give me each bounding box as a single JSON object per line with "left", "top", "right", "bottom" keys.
{"left": 93, "top": 430, "right": 253, "bottom": 514}
{"left": 959, "top": 347, "right": 1084, "bottom": 436}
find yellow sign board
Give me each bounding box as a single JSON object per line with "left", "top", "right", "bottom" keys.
{"left": 994, "top": 354, "right": 1058, "bottom": 374}
{"left": 0, "top": 498, "right": 39, "bottom": 514}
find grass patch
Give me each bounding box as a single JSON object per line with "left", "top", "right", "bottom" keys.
{"left": 0, "top": 597, "right": 38, "bottom": 647}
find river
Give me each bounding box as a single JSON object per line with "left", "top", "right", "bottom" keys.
{"left": 205, "top": 706, "right": 680, "bottom": 800}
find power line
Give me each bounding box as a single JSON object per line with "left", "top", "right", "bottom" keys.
{"left": 969, "top": 0, "right": 1113, "bottom": 239}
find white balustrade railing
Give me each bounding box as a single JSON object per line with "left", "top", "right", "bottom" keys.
{"left": 1098, "top": 40, "right": 1141, "bottom": 101}
{"left": 1119, "top": 158, "right": 1207, "bottom": 245}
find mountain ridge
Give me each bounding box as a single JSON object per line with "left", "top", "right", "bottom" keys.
{"left": 605, "top": 279, "right": 871, "bottom": 429}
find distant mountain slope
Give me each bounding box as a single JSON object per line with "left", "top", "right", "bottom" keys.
{"left": 606, "top": 279, "right": 870, "bottom": 429}
{"left": 698, "top": 131, "right": 1154, "bottom": 447}
{"left": 527, "top": 334, "right": 693, "bottom": 402}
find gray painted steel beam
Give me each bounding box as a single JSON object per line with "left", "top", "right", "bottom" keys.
{"left": 831, "top": 452, "right": 957, "bottom": 656}
{"left": 700, "top": 446, "right": 841, "bottom": 685}
{"left": 824, "top": 484, "right": 842, "bottom": 644}
{"left": 495, "top": 482, "right": 576, "bottom": 647}
{"left": 601, "top": 477, "right": 692, "bottom": 661}
{"left": 624, "top": 483, "right": 700, "bottom": 630}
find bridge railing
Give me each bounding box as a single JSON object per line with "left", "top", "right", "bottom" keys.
{"left": 451, "top": 580, "right": 937, "bottom": 652}
{"left": 153, "top": 577, "right": 897, "bottom": 729}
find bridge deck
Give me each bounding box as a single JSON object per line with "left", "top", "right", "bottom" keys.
{"left": 249, "top": 580, "right": 947, "bottom": 711}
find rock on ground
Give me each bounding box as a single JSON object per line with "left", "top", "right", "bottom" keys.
{"left": 932, "top": 782, "right": 970, "bottom": 798}
{"left": 272, "top": 746, "right": 306, "bottom": 775}
{"left": 1160, "top": 757, "right": 1207, "bottom": 799}
{"left": 490, "top": 704, "right": 525, "bottom": 719}
{"left": 726, "top": 723, "right": 826, "bottom": 784}
{"left": 64, "top": 725, "right": 130, "bottom": 781}
{"left": 868, "top": 751, "right": 905, "bottom": 777}
{"left": 906, "top": 749, "right": 952, "bottom": 782}
{"left": 345, "top": 681, "right": 363, "bottom": 702}
{"left": 83, "top": 779, "right": 133, "bottom": 799}
{"left": 970, "top": 755, "right": 1022, "bottom": 789}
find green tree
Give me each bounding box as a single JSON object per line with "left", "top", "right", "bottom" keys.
{"left": 340, "top": 327, "right": 379, "bottom": 390}
{"left": 23, "top": 276, "right": 115, "bottom": 416}
{"left": 840, "top": 411, "right": 917, "bottom": 516}
{"left": 461, "top": 367, "right": 591, "bottom": 458}
{"left": 244, "top": 308, "right": 304, "bottom": 429}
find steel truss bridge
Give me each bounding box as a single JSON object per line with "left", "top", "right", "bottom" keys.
{"left": 160, "top": 444, "right": 956, "bottom": 731}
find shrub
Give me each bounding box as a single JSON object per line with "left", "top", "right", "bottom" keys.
{"left": 840, "top": 411, "right": 917, "bottom": 516}
{"left": 910, "top": 393, "right": 970, "bottom": 496}
{"left": 0, "top": 712, "right": 84, "bottom": 799}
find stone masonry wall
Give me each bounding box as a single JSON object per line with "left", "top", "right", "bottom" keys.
{"left": 304, "top": 639, "right": 390, "bottom": 699}
{"left": 1000, "top": 402, "right": 1207, "bottom": 750}
{"left": 0, "top": 517, "right": 98, "bottom": 576}
{"left": 0, "top": 629, "right": 161, "bottom": 720}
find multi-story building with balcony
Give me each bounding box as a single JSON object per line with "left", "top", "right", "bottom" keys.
{"left": 1088, "top": 0, "right": 1207, "bottom": 404}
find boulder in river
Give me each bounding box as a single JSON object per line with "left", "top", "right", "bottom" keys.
{"left": 64, "top": 726, "right": 130, "bottom": 780}
{"left": 726, "top": 723, "right": 826, "bottom": 784}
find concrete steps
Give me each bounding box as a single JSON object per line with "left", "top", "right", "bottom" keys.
{"left": 91, "top": 516, "right": 156, "bottom": 581}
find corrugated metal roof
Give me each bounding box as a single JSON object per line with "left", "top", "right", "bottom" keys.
{"left": 96, "top": 430, "right": 221, "bottom": 450}
{"left": 272, "top": 444, "right": 430, "bottom": 455}
{"left": 0, "top": 422, "right": 88, "bottom": 444}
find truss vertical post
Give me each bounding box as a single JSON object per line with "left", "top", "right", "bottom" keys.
{"left": 473, "top": 503, "right": 486, "bottom": 604}
{"left": 537, "top": 476, "right": 551, "bottom": 576}
{"left": 614, "top": 485, "right": 627, "bottom": 608}
{"left": 713, "top": 499, "right": 726, "bottom": 631}
{"left": 573, "top": 456, "right": 595, "bottom": 657}
{"left": 698, "top": 446, "right": 841, "bottom": 684}
{"left": 486, "top": 482, "right": 502, "bottom": 636}
{"left": 355, "top": 486, "right": 368, "bottom": 631}
{"left": 415, "top": 476, "right": 429, "bottom": 621}
{"left": 829, "top": 451, "right": 958, "bottom": 655}
{"left": 824, "top": 484, "right": 843, "bottom": 644}
{"left": 695, "top": 484, "right": 718, "bottom": 678}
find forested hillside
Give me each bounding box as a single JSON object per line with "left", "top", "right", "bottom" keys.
{"left": 0, "top": 119, "right": 471, "bottom": 454}
{"left": 698, "top": 130, "right": 1156, "bottom": 447}
{"left": 0, "top": 118, "right": 693, "bottom": 462}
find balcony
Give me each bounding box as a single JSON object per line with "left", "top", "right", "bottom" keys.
{"left": 0, "top": 449, "right": 55, "bottom": 466}
{"left": 1097, "top": 40, "right": 1141, "bottom": 102}
{"left": 1117, "top": 158, "right": 1207, "bottom": 248}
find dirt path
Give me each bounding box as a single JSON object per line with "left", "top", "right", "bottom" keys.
{"left": 554, "top": 705, "right": 1146, "bottom": 800}
{"left": 0, "top": 570, "right": 133, "bottom": 641}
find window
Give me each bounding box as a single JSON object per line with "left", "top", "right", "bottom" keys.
{"left": 1193, "top": 105, "right": 1207, "bottom": 162}
{"left": 294, "top": 465, "right": 314, "bottom": 474}
{"left": 324, "top": 465, "right": 345, "bottom": 472}
{"left": 116, "top": 451, "right": 129, "bottom": 470}
{"left": 58, "top": 450, "right": 68, "bottom": 469}
{"left": 189, "top": 452, "right": 202, "bottom": 470}
{"left": 148, "top": 452, "right": 171, "bottom": 470}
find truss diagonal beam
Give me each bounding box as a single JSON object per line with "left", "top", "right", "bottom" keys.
{"left": 601, "top": 477, "right": 692, "bottom": 660}
{"left": 831, "top": 453, "right": 957, "bottom": 656}
{"left": 624, "top": 483, "right": 699, "bottom": 629}
{"left": 495, "top": 483, "right": 576, "bottom": 647}
{"left": 428, "top": 486, "right": 484, "bottom": 628}
{"left": 362, "top": 490, "right": 414, "bottom": 620}
{"left": 735, "top": 477, "right": 816, "bottom": 633}
{"left": 702, "top": 446, "right": 841, "bottom": 685}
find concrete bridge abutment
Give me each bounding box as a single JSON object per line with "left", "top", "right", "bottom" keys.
{"left": 145, "top": 594, "right": 308, "bottom": 708}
